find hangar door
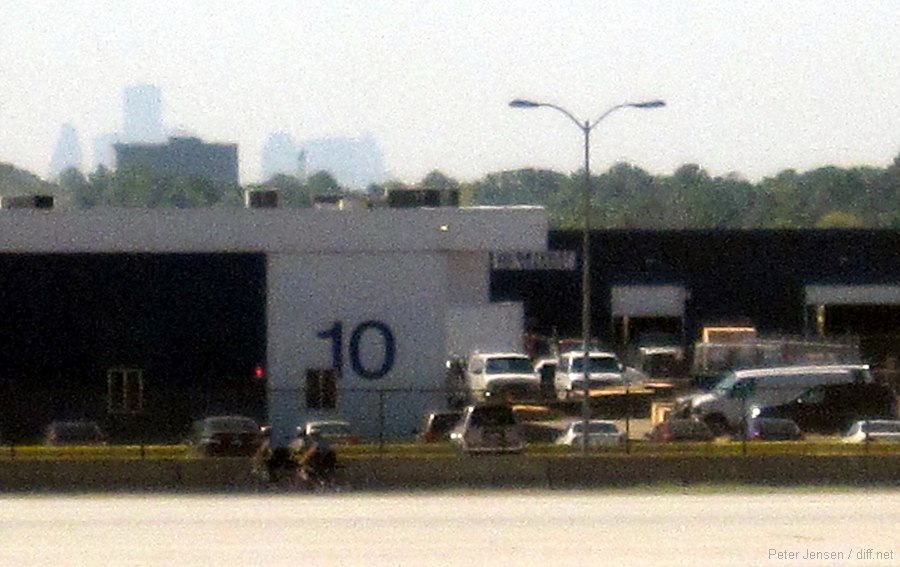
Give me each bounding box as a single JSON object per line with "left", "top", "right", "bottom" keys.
{"left": 805, "top": 284, "right": 900, "bottom": 368}
{"left": 611, "top": 285, "right": 687, "bottom": 348}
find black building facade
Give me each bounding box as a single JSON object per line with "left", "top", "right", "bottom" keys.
{"left": 0, "top": 254, "right": 266, "bottom": 443}
{"left": 491, "top": 229, "right": 900, "bottom": 365}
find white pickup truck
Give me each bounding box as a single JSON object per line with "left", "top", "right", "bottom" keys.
{"left": 464, "top": 351, "right": 541, "bottom": 403}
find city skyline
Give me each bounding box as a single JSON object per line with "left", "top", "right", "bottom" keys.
{"left": 1, "top": 2, "right": 898, "bottom": 186}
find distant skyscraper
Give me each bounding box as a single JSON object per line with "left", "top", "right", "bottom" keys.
{"left": 299, "top": 133, "right": 386, "bottom": 190}
{"left": 114, "top": 136, "right": 239, "bottom": 195}
{"left": 260, "top": 132, "right": 302, "bottom": 181}
{"left": 92, "top": 132, "right": 120, "bottom": 171}
{"left": 123, "top": 84, "right": 164, "bottom": 143}
{"left": 48, "top": 123, "right": 83, "bottom": 179}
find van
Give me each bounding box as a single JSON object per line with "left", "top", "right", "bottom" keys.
{"left": 455, "top": 403, "right": 524, "bottom": 454}
{"left": 684, "top": 364, "right": 872, "bottom": 434}
{"left": 758, "top": 381, "right": 897, "bottom": 434}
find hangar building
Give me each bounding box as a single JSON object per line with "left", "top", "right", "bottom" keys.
{"left": 492, "top": 229, "right": 900, "bottom": 370}
{"left": 0, "top": 205, "right": 546, "bottom": 443}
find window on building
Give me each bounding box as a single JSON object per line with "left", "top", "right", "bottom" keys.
{"left": 306, "top": 368, "right": 337, "bottom": 409}
{"left": 107, "top": 368, "right": 144, "bottom": 413}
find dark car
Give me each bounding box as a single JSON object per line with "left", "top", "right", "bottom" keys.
{"left": 419, "top": 410, "right": 463, "bottom": 442}
{"left": 646, "top": 419, "right": 715, "bottom": 442}
{"left": 739, "top": 417, "right": 803, "bottom": 441}
{"left": 44, "top": 420, "right": 107, "bottom": 446}
{"left": 187, "top": 415, "right": 263, "bottom": 457}
{"left": 757, "top": 382, "right": 898, "bottom": 434}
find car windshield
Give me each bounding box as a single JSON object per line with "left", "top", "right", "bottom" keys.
{"left": 53, "top": 422, "right": 100, "bottom": 439}
{"left": 865, "top": 421, "right": 900, "bottom": 433}
{"left": 429, "top": 413, "right": 461, "bottom": 433}
{"left": 310, "top": 422, "right": 352, "bottom": 435}
{"left": 485, "top": 357, "right": 534, "bottom": 374}
{"left": 469, "top": 406, "right": 516, "bottom": 427}
{"left": 713, "top": 372, "right": 739, "bottom": 395}
{"left": 672, "top": 421, "right": 708, "bottom": 436}
{"left": 571, "top": 356, "right": 620, "bottom": 373}
{"left": 205, "top": 417, "right": 259, "bottom": 433}
{"left": 573, "top": 422, "right": 618, "bottom": 434}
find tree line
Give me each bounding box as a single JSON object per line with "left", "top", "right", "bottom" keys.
{"left": 1, "top": 152, "right": 899, "bottom": 229}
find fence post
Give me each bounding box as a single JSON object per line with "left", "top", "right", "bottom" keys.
{"left": 625, "top": 386, "right": 631, "bottom": 455}
{"left": 378, "top": 391, "right": 386, "bottom": 453}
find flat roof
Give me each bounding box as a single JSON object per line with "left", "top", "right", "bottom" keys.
{"left": 0, "top": 206, "right": 547, "bottom": 254}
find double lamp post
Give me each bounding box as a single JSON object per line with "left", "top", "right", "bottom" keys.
{"left": 509, "top": 97, "right": 665, "bottom": 455}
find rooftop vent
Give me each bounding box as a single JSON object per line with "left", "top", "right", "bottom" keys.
{"left": 0, "top": 195, "right": 55, "bottom": 210}
{"left": 387, "top": 188, "right": 459, "bottom": 208}
{"left": 313, "top": 193, "right": 369, "bottom": 211}
{"left": 245, "top": 189, "right": 279, "bottom": 208}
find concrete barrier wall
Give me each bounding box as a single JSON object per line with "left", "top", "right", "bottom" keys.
{"left": 2, "top": 455, "right": 900, "bottom": 492}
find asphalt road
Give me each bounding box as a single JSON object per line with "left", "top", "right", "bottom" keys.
{"left": 3, "top": 490, "right": 898, "bottom": 566}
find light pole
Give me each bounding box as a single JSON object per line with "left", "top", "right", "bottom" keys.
{"left": 509, "top": 98, "right": 665, "bottom": 455}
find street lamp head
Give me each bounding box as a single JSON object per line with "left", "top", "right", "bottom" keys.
{"left": 509, "top": 99, "right": 541, "bottom": 108}
{"left": 630, "top": 99, "right": 666, "bottom": 109}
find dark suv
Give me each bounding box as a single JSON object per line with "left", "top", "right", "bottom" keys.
{"left": 739, "top": 417, "right": 803, "bottom": 441}
{"left": 758, "top": 382, "right": 898, "bottom": 434}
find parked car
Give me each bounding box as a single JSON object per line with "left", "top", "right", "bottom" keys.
{"left": 554, "top": 350, "right": 625, "bottom": 400}
{"left": 299, "top": 419, "right": 360, "bottom": 445}
{"left": 555, "top": 420, "right": 625, "bottom": 447}
{"left": 187, "top": 415, "right": 263, "bottom": 457}
{"left": 455, "top": 403, "right": 524, "bottom": 454}
{"left": 842, "top": 419, "right": 900, "bottom": 443}
{"left": 645, "top": 419, "right": 715, "bottom": 443}
{"left": 679, "top": 364, "right": 872, "bottom": 434}
{"left": 756, "top": 382, "right": 897, "bottom": 434}
{"left": 419, "top": 410, "right": 463, "bottom": 443}
{"left": 633, "top": 345, "right": 687, "bottom": 381}
{"left": 44, "top": 420, "right": 107, "bottom": 446}
{"left": 738, "top": 418, "right": 803, "bottom": 441}
{"left": 533, "top": 357, "right": 558, "bottom": 399}
{"left": 464, "top": 352, "right": 541, "bottom": 403}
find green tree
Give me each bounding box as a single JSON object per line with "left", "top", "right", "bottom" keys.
{"left": 0, "top": 162, "right": 57, "bottom": 198}
{"left": 158, "top": 175, "right": 220, "bottom": 208}
{"left": 420, "top": 170, "right": 459, "bottom": 192}
{"left": 57, "top": 167, "right": 88, "bottom": 209}
{"left": 83, "top": 166, "right": 115, "bottom": 208}
{"left": 305, "top": 171, "right": 341, "bottom": 202}
{"left": 261, "top": 174, "right": 311, "bottom": 207}
{"left": 816, "top": 210, "right": 866, "bottom": 228}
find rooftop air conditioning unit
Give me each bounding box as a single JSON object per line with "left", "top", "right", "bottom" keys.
{"left": 245, "top": 189, "right": 279, "bottom": 208}
{"left": 0, "top": 195, "right": 55, "bottom": 209}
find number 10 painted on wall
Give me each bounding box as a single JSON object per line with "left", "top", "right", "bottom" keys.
{"left": 317, "top": 320, "right": 396, "bottom": 380}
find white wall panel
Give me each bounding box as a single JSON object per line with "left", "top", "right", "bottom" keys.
{"left": 611, "top": 285, "right": 687, "bottom": 317}
{"left": 805, "top": 285, "right": 900, "bottom": 305}
{"left": 267, "top": 252, "right": 448, "bottom": 442}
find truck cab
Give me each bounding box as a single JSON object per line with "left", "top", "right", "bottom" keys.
{"left": 464, "top": 352, "right": 540, "bottom": 403}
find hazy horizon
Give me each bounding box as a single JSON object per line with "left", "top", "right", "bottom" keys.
{"left": 2, "top": 1, "right": 898, "bottom": 185}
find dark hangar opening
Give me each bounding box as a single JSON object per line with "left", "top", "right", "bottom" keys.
{"left": 0, "top": 253, "right": 267, "bottom": 443}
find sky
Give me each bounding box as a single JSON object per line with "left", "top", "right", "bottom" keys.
{"left": 1, "top": 1, "right": 898, "bottom": 185}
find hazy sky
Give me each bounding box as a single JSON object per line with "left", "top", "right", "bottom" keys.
{"left": 2, "top": 1, "right": 898, "bottom": 185}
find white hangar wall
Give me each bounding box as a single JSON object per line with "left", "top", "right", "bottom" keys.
{"left": 268, "top": 252, "right": 449, "bottom": 443}
{"left": 0, "top": 206, "right": 547, "bottom": 443}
